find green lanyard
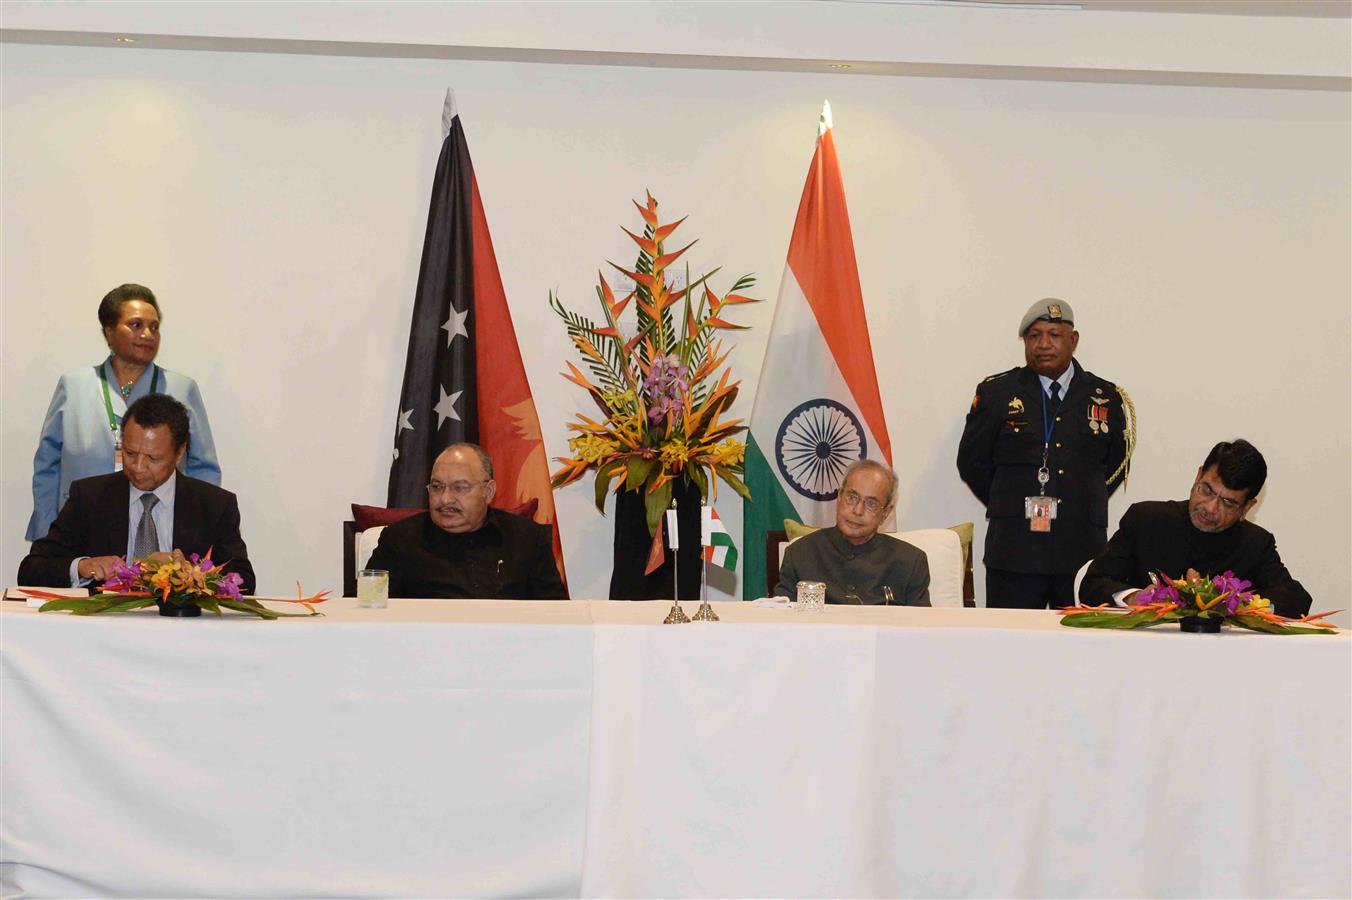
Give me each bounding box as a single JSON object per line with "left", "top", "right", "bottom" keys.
{"left": 97, "top": 362, "right": 161, "bottom": 441}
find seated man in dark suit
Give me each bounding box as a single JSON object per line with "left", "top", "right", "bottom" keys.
{"left": 18, "top": 394, "right": 255, "bottom": 593}
{"left": 1080, "top": 438, "right": 1311, "bottom": 617}
{"left": 367, "top": 442, "right": 567, "bottom": 599}
{"left": 775, "top": 459, "right": 930, "bottom": 606}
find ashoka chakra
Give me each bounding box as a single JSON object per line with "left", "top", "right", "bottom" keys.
{"left": 774, "top": 399, "right": 867, "bottom": 501}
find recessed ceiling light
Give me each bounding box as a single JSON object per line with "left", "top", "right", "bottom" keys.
{"left": 115, "top": 36, "right": 137, "bottom": 44}
{"left": 828, "top": 63, "right": 853, "bottom": 69}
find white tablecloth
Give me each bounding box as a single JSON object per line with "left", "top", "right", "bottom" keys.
{"left": 2, "top": 600, "right": 1348, "bottom": 898}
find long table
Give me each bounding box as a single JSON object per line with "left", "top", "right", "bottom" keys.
{"left": 2, "top": 599, "right": 1348, "bottom": 898}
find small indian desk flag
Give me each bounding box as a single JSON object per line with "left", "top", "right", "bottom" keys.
{"left": 702, "top": 506, "right": 738, "bottom": 571}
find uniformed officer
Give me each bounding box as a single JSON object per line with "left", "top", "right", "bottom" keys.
{"left": 957, "top": 300, "right": 1134, "bottom": 609}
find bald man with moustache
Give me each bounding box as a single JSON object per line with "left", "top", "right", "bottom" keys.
{"left": 366, "top": 443, "right": 567, "bottom": 599}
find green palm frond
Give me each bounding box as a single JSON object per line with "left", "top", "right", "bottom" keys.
{"left": 550, "top": 291, "right": 627, "bottom": 394}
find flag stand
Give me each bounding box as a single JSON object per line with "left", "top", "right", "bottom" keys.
{"left": 691, "top": 559, "right": 719, "bottom": 622}
{"left": 691, "top": 501, "right": 719, "bottom": 622}
{"left": 662, "top": 500, "right": 691, "bottom": 624}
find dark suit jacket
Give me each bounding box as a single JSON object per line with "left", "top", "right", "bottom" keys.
{"left": 775, "top": 527, "right": 931, "bottom": 606}
{"left": 18, "top": 471, "right": 256, "bottom": 594}
{"left": 957, "top": 360, "right": 1128, "bottom": 575}
{"left": 368, "top": 508, "right": 567, "bottom": 600}
{"left": 1080, "top": 500, "right": 1312, "bottom": 618}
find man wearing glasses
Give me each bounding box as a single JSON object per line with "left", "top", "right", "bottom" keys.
{"left": 367, "top": 443, "right": 567, "bottom": 599}
{"left": 1079, "top": 439, "right": 1311, "bottom": 617}
{"left": 774, "top": 459, "right": 931, "bottom": 606}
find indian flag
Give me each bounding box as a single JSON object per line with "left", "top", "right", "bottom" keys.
{"left": 702, "top": 506, "right": 738, "bottom": 572}
{"left": 742, "top": 101, "right": 892, "bottom": 600}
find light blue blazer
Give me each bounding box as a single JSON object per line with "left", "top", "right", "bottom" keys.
{"left": 26, "top": 357, "right": 221, "bottom": 540}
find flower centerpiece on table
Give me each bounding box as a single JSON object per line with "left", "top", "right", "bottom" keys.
{"left": 32, "top": 552, "right": 327, "bottom": 619}
{"left": 549, "top": 192, "right": 758, "bottom": 536}
{"left": 1061, "top": 569, "right": 1338, "bottom": 635}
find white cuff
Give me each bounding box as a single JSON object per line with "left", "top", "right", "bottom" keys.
{"left": 69, "top": 558, "right": 92, "bottom": 588}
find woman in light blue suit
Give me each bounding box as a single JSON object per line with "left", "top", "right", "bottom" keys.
{"left": 26, "top": 284, "right": 221, "bottom": 540}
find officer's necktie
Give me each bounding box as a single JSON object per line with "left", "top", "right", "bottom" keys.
{"left": 1049, "top": 382, "right": 1062, "bottom": 409}
{"left": 133, "top": 493, "right": 160, "bottom": 560}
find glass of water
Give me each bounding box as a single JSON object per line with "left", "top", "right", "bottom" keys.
{"left": 796, "top": 580, "right": 826, "bottom": 611}
{"left": 357, "top": 569, "right": 389, "bottom": 609}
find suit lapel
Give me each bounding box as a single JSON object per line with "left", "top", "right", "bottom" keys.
{"left": 102, "top": 472, "right": 132, "bottom": 559}
{"left": 1063, "top": 359, "right": 1090, "bottom": 406}
{"left": 173, "top": 475, "right": 196, "bottom": 551}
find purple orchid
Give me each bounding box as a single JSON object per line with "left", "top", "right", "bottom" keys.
{"left": 1212, "top": 571, "right": 1252, "bottom": 596}
{"left": 101, "top": 560, "right": 145, "bottom": 593}
{"left": 216, "top": 572, "right": 244, "bottom": 603}
{"left": 1131, "top": 581, "right": 1180, "bottom": 606}
{"left": 643, "top": 354, "right": 691, "bottom": 424}
{"left": 1210, "top": 571, "right": 1253, "bottom": 615}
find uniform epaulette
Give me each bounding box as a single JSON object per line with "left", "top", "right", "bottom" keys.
{"left": 981, "top": 367, "right": 1020, "bottom": 384}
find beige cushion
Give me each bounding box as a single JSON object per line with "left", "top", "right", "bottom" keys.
{"left": 888, "top": 529, "right": 963, "bottom": 608}
{"left": 777, "top": 524, "right": 966, "bottom": 608}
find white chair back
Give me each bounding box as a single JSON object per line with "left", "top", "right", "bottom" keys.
{"left": 1072, "top": 558, "right": 1093, "bottom": 607}
{"left": 355, "top": 525, "right": 386, "bottom": 579}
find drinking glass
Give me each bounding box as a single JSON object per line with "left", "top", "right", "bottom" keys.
{"left": 797, "top": 581, "right": 826, "bottom": 611}
{"left": 357, "top": 569, "right": 389, "bottom": 609}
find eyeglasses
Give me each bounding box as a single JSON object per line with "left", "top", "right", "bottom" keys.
{"left": 1192, "top": 480, "right": 1244, "bottom": 512}
{"left": 840, "top": 489, "right": 885, "bottom": 515}
{"left": 426, "top": 479, "right": 489, "bottom": 497}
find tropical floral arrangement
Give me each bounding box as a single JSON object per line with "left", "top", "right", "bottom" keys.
{"left": 550, "top": 192, "right": 758, "bottom": 535}
{"left": 31, "top": 551, "right": 327, "bottom": 619}
{"left": 1061, "top": 569, "right": 1338, "bottom": 635}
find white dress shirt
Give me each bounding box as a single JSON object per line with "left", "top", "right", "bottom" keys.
{"left": 1037, "top": 366, "right": 1074, "bottom": 401}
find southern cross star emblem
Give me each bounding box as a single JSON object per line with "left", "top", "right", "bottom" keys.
{"left": 434, "top": 386, "right": 463, "bottom": 430}
{"left": 441, "top": 307, "right": 469, "bottom": 347}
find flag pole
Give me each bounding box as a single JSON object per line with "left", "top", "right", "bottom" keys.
{"left": 663, "top": 499, "right": 690, "bottom": 624}
{"left": 692, "top": 499, "right": 719, "bottom": 622}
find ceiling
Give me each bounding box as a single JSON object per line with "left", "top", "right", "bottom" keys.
{"left": 905, "top": 0, "right": 1351, "bottom": 15}
{"left": 1, "top": 0, "right": 1345, "bottom": 92}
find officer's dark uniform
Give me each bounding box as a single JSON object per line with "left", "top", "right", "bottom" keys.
{"left": 957, "top": 359, "right": 1128, "bottom": 608}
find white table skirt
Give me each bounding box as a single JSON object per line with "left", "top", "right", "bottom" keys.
{"left": 2, "top": 600, "right": 1347, "bottom": 898}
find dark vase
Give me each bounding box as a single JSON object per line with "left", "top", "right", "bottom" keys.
{"left": 1179, "top": 615, "right": 1221, "bottom": 633}
{"left": 158, "top": 599, "right": 202, "bottom": 618}
{"left": 609, "top": 478, "right": 703, "bottom": 601}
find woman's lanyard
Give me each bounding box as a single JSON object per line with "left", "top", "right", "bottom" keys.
{"left": 97, "top": 363, "right": 161, "bottom": 467}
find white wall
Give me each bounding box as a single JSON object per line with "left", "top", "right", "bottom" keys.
{"left": 3, "top": 39, "right": 1348, "bottom": 619}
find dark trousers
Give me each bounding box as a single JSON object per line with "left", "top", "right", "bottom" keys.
{"left": 986, "top": 568, "right": 1077, "bottom": 610}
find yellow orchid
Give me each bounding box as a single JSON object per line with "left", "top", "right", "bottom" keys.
{"left": 660, "top": 440, "right": 692, "bottom": 470}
